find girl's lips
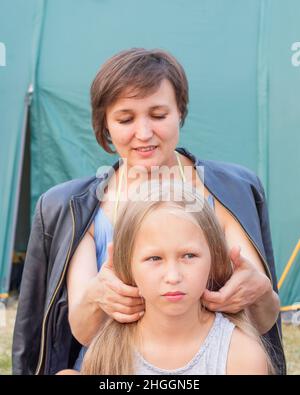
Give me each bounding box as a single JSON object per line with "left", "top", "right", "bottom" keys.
{"left": 163, "top": 293, "right": 186, "bottom": 302}
{"left": 164, "top": 294, "right": 185, "bottom": 302}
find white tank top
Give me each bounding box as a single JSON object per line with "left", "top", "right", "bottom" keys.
{"left": 134, "top": 313, "right": 235, "bottom": 375}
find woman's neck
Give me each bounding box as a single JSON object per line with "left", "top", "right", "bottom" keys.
{"left": 108, "top": 152, "right": 185, "bottom": 209}
{"left": 124, "top": 150, "right": 180, "bottom": 186}
{"left": 118, "top": 151, "right": 199, "bottom": 193}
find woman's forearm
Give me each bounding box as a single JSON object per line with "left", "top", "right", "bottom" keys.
{"left": 246, "top": 288, "right": 280, "bottom": 335}
{"left": 69, "top": 297, "right": 108, "bottom": 347}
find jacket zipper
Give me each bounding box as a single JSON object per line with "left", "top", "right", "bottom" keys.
{"left": 206, "top": 188, "right": 286, "bottom": 370}
{"left": 35, "top": 199, "right": 76, "bottom": 375}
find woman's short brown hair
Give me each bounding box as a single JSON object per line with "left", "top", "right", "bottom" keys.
{"left": 90, "top": 48, "right": 189, "bottom": 153}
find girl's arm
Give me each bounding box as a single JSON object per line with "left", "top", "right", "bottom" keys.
{"left": 227, "top": 327, "right": 269, "bottom": 375}
{"left": 67, "top": 226, "right": 144, "bottom": 346}
{"left": 56, "top": 369, "right": 80, "bottom": 375}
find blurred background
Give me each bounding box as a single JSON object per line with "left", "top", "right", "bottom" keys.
{"left": 0, "top": 0, "right": 300, "bottom": 373}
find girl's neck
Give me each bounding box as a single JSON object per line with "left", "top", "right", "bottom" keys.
{"left": 135, "top": 305, "right": 215, "bottom": 350}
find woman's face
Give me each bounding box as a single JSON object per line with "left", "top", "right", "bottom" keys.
{"left": 105, "top": 79, "right": 181, "bottom": 170}
{"left": 131, "top": 207, "right": 211, "bottom": 317}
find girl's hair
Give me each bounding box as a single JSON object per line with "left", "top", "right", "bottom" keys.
{"left": 90, "top": 48, "right": 189, "bottom": 153}
{"left": 81, "top": 181, "right": 275, "bottom": 375}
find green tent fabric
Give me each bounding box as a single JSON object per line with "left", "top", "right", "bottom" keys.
{"left": 0, "top": 0, "right": 43, "bottom": 296}
{"left": 266, "top": 1, "right": 300, "bottom": 310}
{"left": 278, "top": 241, "right": 300, "bottom": 311}
{"left": 0, "top": 0, "right": 299, "bottom": 309}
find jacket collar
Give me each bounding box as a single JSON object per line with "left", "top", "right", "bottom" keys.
{"left": 71, "top": 146, "right": 266, "bottom": 261}
{"left": 175, "top": 147, "right": 266, "bottom": 261}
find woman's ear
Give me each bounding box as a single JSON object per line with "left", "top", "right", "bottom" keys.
{"left": 178, "top": 110, "right": 182, "bottom": 124}
{"left": 104, "top": 117, "right": 110, "bottom": 135}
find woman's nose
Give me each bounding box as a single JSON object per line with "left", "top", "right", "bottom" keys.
{"left": 134, "top": 119, "right": 154, "bottom": 141}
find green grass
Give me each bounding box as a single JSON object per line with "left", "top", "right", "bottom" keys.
{"left": 282, "top": 323, "right": 300, "bottom": 374}
{"left": 0, "top": 298, "right": 17, "bottom": 375}
{"left": 1, "top": 299, "right": 299, "bottom": 374}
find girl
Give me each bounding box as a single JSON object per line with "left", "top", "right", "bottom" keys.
{"left": 62, "top": 181, "right": 273, "bottom": 375}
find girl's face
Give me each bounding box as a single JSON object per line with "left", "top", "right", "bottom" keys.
{"left": 105, "top": 79, "right": 181, "bottom": 170}
{"left": 131, "top": 208, "right": 211, "bottom": 316}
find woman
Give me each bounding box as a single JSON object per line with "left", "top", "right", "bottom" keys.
{"left": 12, "top": 48, "right": 285, "bottom": 375}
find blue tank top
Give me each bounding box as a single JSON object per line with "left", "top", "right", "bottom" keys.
{"left": 73, "top": 193, "right": 215, "bottom": 370}
{"left": 94, "top": 207, "right": 114, "bottom": 271}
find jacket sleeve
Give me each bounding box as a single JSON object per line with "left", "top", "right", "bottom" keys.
{"left": 12, "top": 194, "right": 48, "bottom": 375}
{"left": 255, "top": 176, "right": 279, "bottom": 293}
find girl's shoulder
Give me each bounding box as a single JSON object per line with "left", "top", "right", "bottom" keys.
{"left": 226, "top": 326, "right": 269, "bottom": 375}
{"left": 56, "top": 369, "right": 80, "bottom": 375}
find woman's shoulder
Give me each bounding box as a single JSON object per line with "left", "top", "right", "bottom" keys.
{"left": 226, "top": 326, "right": 269, "bottom": 375}
{"left": 35, "top": 175, "right": 99, "bottom": 234}
{"left": 200, "top": 157, "right": 259, "bottom": 186}
{"left": 43, "top": 175, "right": 98, "bottom": 202}
{"left": 38, "top": 175, "right": 99, "bottom": 215}
{"left": 200, "top": 159, "right": 265, "bottom": 202}
{"left": 181, "top": 147, "right": 259, "bottom": 186}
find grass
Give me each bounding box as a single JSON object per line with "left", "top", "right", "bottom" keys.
{"left": 1, "top": 298, "right": 300, "bottom": 375}
{"left": 282, "top": 322, "right": 300, "bottom": 374}
{"left": 0, "top": 297, "right": 17, "bottom": 375}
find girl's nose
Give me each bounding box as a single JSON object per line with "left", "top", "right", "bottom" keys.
{"left": 164, "top": 263, "right": 182, "bottom": 284}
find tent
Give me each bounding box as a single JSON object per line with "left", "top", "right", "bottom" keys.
{"left": 0, "top": 0, "right": 300, "bottom": 311}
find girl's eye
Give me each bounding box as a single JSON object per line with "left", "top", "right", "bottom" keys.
{"left": 147, "top": 256, "right": 161, "bottom": 262}
{"left": 183, "top": 253, "right": 196, "bottom": 259}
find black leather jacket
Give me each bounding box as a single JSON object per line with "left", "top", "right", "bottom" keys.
{"left": 12, "top": 147, "right": 286, "bottom": 374}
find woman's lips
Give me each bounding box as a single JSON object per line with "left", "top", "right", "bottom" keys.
{"left": 134, "top": 145, "right": 158, "bottom": 158}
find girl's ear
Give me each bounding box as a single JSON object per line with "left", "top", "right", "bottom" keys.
{"left": 205, "top": 275, "right": 218, "bottom": 292}
{"left": 205, "top": 274, "right": 213, "bottom": 291}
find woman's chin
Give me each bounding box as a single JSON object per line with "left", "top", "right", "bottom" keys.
{"left": 126, "top": 147, "right": 163, "bottom": 167}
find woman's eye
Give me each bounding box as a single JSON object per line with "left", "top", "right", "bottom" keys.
{"left": 118, "top": 115, "right": 166, "bottom": 124}
{"left": 118, "top": 119, "right": 132, "bottom": 124}
{"left": 152, "top": 115, "right": 166, "bottom": 120}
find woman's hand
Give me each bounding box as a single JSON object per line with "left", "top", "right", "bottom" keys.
{"left": 202, "top": 246, "right": 273, "bottom": 314}
{"left": 87, "top": 242, "right": 145, "bottom": 323}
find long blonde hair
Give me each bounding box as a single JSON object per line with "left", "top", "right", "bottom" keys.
{"left": 81, "top": 181, "right": 274, "bottom": 374}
